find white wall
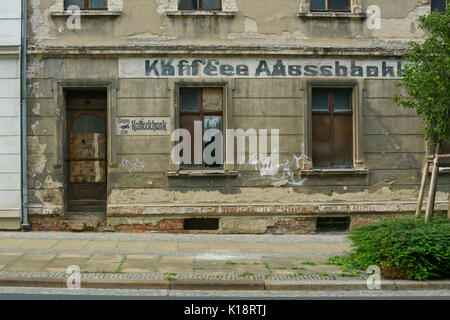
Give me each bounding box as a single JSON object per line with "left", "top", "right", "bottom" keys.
{"left": 0, "top": 0, "right": 22, "bottom": 229}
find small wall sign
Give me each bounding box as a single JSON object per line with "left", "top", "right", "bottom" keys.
{"left": 116, "top": 117, "right": 170, "bottom": 136}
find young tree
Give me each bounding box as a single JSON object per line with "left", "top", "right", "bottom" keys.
{"left": 393, "top": 9, "right": 450, "bottom": 221}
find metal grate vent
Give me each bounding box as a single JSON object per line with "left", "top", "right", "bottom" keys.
{"left": 317, "top": 217, "right": 350, "bottom": 232}
{"left": 184, "top": 218, "right": 219, "bottom": 230}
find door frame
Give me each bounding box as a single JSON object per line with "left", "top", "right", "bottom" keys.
{"left": 67, "top": 109, "right": 108, "bottom": 208}
{"left": 55, "top": 80, "right": 118, "bottom": 215}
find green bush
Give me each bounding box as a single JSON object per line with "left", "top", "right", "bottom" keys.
{"left": 329, "top": 217, "right": 450, "bottom": 281}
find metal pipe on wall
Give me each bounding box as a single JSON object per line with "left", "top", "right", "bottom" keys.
{"left": 21, "top": 0, "right": 29, "bottom": 230}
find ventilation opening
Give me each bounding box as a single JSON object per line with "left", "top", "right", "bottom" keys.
{"left": 317, "top": 217, "right": 350, "bottom": 232}
{"left": 184, "top": 218, "right": 219, "bottom": 231}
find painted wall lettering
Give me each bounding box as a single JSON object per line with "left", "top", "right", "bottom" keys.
{"left": 120, "top": 58, "right": 403, "bottom": 79}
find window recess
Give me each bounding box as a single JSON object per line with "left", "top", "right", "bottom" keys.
{"left": 64, "top": 0, "right": 107, "bottom": 10}
{"left": 179, "top": 87, "right": 224, "bottom": 170}
{"left": 310, "top": 0, "right": 350, "bottom": 12}
{"left": 312, "top": 88, "right": 353, "bottom": 169}
{"left": 178, "top": 0, "right": 222, "bottom": 11}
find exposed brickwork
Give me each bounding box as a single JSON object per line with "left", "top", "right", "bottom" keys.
{"left": 266, "top": 217, "right": 316, "bottom": 235}
{"left": 349, "top": 214, "right": 413, "bottom": 229}
{"left": 29, "top": 216, "right": 106, "bottom": 232}
{"left": 29, "top": 211, "right": 448, "bottom": 233}
{"left": 114, "top": 219, "right": 184, "bottom": 233}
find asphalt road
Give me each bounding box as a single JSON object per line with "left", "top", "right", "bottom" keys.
{"left": 0, "top": 287, "right": 449, "bottom": 300}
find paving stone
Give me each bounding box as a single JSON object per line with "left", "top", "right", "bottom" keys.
{"left": 238, "top": 243, "right": 273, "bottom": 252}
{"left": 82, "top": 255, "right": 124, "bottom": 273}
{"left": 158, "top": 255, "right": 193, "bottom": 264}
{"left": 157, "top": 264, "right": 194, "bottom": 274}
{"left": 146, "top": 242, "right": 178, "bottom": 252}
{"left": 82, "top": 241, "right": 119, "bottom": 252}
{"left": 0, "top": 252, "right": 24, "bottom": 270}
{"left": 42, "top": 254, "right": 92, "bottom": 272}
{"left": 115, "top": 241, "right": 149, "bottom": 252}
{"left": 208, "top": 243, "right": 241, "bottom": 252}
{"left": 120, "top": 255, "right": 158, "bottom": 273}
{"left": 51, "top": 240, "right": 90, "bottom": 251}
{"left": 0, "top": 239, "right": 31, "bottom": 249}
{"left": 19, "top": 240, "right": 59, "bottom": 250}
{"left": 2, "top": 254, "right": 57, "bottom": 272}
{"left": 178, "top": 242, "right": 209, "bottom": 252}
{"left": 295, "top": 243, "right": 351, "bottom": 253}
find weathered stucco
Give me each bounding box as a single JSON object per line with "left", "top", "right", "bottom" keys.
{"left": 28, "top": 0, "right": 431, "bottom": 49}
{"left": 26, "top": 0, "right": 450, "bottom": 233}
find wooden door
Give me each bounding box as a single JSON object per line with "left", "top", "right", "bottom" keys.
{"left": 67, "top": 110, "right": 107, "bottom": 209}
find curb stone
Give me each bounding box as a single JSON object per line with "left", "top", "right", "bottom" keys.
{"left": 264, "top": 280, "right": 396, "bottom": 291}
{"left": 0, "top": 276, "right": 449, "bottom": 291}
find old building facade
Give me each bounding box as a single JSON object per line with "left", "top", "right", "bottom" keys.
{"left": 24, "top": 0, "right": 449, "bottom": 233}
{"left": 0, "top": 1, "right": 22, "bottom": 230}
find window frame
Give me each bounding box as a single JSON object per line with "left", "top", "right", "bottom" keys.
{"left": 309, "top": 0, "right": 351, "bottom": 12}
{"left": 178, "top": 0, "right": 223, "bottom": 11}
{"left": 302, "top": 79, "right": 365, "bottom": 172}
{"left": 64, "top": 0, "right": 108, "bottom": 10}
{"left": 168, "top": 79, "right": 235, "bottom": 175}
{"left": 179, "top": 87, "right": 224, "bottom": 170}
{"left": 311, "top": 88, "right": 353, "bottom": 169}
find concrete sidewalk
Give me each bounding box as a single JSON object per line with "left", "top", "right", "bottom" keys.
{"left": 0, "top": 232, "right": 448, "bottom": 291}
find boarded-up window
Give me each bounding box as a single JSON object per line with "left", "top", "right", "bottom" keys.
{"left": 312, "top": 88, "right": 353, "bottom": 168}
{"left": 180, "top": 87, "right": 223, "bottom": 169}
{"left": 178, "top": 0, "right": 222, "bottom": 10}
{"left": 310, "top": 0, "right": 350, "bottom": 11}
{"left": 65, "top": 0, "right": 107, "bottom": 9}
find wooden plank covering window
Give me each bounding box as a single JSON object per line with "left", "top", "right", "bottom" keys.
{"left": 64, "top": 0, "right": 107, "bottom": 10}
{"left": 179, "top": 87, "right": 223, "bottom": 169}
{"left": 312, "top": 88, "right": 353, "bottom": 168}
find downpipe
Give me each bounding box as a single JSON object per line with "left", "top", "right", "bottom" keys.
{"left": 21, "top": 0, "right": 30, "bottom": 230}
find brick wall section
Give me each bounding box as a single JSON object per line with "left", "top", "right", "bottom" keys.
{"left": 350, "top": 214, "right": 414, "bottom": 229}
{"left": 114, "top": 219, "right": 184, "bottom": 233}
{"left": 267, "top": 217, "right": 316, "bottom": 235}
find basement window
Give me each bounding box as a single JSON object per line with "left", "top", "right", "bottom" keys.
{"left": 317, "top": 217, "right": 350, "bottom": 232}
{"left": 431, "top": 0, "right": 447, "bottom": 13}
{"left": 184, "top": 218, "right": 219, "bottom": 230}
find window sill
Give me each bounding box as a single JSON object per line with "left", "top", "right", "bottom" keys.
{"left": 50, "top": 10, "right": 121, "bottom": 17}
{"left": 166, "top": 11, "right": 236, "bottom": 17}
{"left": 300, "top": 169, "right": 369, "bottom": 176}
{"left": 166, "top": 170, "right": 238, "bottom": 177}
{"left": 298, "top": 12, "right": 366, "bottom": 20}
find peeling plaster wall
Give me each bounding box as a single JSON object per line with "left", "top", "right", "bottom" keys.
{"left": 28, "top": 0, "right": 432, "bottom": 48}
{"left": 25, "top": 1, "right": 450, "bottom": 229}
